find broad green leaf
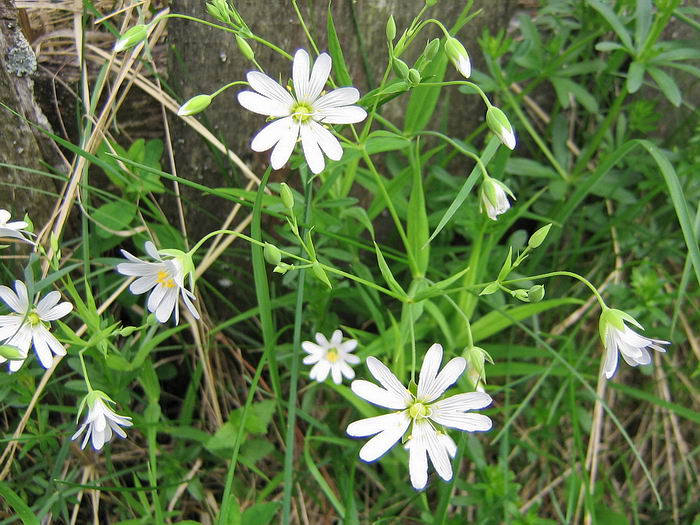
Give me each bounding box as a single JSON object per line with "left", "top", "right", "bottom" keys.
{"left": 93, "top": 200, "right": 136, "bottom": 238}
{"left": 326, "top": 6, "right": 352, "bottom": 87}
{"left": 626, "top": 60, "right": 645, "bottom": 93}
{"left": 647, "top": 66, "right": 681, "bottom": 106}
{"left": 241, "top": 502, "right": 280, "bottom": 525}
{"left": 587, "top": 0, "right": 633, "bottom": 50}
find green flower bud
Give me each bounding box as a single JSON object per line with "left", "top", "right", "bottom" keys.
{"left": 513, "top": 289, "right": 530, "bottom": 302}
{"left": 408, "top": 68, "right": 421, "bottom": 85}
{"left": 311, "top": 262, "right": 332, "bottom": 288}
{"left": 527, "top": 284, "right": 545, "bottom": 303}
{"left": 424, "top": 38, "right": 440, "bottom": 60}
{"left": 479, "top": 176, "right": 514, "bottom": 221}
{"left": 386, "top": 15, "right": 397, "bottom": 42}
{"left": 486, "top": 105, "right": 516, "bottom": 150}
{"left": 177, "top": 94, "right": 212, "bottom": 116}
{"left": 0, "top": 344, "right": 24, "bottom": 360}
{"left": 273, "top": 263, "right": 292, "bottom": 274}
{"left": 279, "top": 183, "right": 295, "bottom": 210}
{"left": 425, "top": 0, "right": 439, "bottom": 6}
{"left": 118, "top": 325, "right": 140, "bottom": 337}
{"left": 114, "top": 24, "right": 148, "bottom": 53}
{"left": 444, "top": 37, "right": 470, "bottom": 78}
{"left": 236, "top": 35, "right": 255, "bottom": 61}
{"left": 528, "top": 223, "right": 552, "bottom": 249}
{"left": 463, "top": 346, "right": 492, "bottom": 391}
{"left": 264, "top": 242, "right": 282, "bottom": 266}
{"left": 392, "top": 58, "right": 410, "bottom": 79}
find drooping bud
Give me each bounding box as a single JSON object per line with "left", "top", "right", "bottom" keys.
{"left": 464, "top": 346, "right": 492, "bottom": 392}
{"left": 0, "top": 345, "right": 24, "bottom": 361}
{"left": 479, "top": 176, "right": 515, "bottom": 221}
{"left": 527, "top": 284, "right": 545, "bottom": 303}
{"left": 177, "top": 95, "right": 212, "bottom": 116}
{"left": 279, "top": 183, "right": 295, "bottom": 210}
{"left": 444, "top": 37, "right": 471, "bottom": 78}
{"left": 486, "top": 105, "right": 516, "bottom": 150}
{"left": 114, "top": 25, "right": 148, "bottom": 53}
{"left": 528, "top": 223, "right": 552, "bottom": 249}
{"left": 264, "top": 242, "right": 282, "bottom": 266}
{"left": 386, "top": 15, "right": 397, "bottom": 42}
{"left": 236, "top": 35, "right": 255, "bottom": 61}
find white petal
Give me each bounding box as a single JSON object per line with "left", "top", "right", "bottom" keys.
{"left": 340, "top": 339, "right": 358, "bottom": 352}
{"left": 39, "top": 301, "right": 72, "bottom": 321}
{"left": 270, "top": 121, "right": 300, "bottom": 170}
{"left": 307, "top": 121, "right": 343, "bottom": 160}
{"left": 365, "top": 357, "right": 412, "bottom": 404}
{"left": 302, "top": 341, "right": 324, "bottom": 356}
{"left": 315, "top": 87, "right": 360, "bottom": 109}
{"left": 417, "top": 343, "right": 442, "bottom": 401}
{"left": 181, "top": 289, "right": 200, "bottom": 320}
{"left": 303, "top": 353, "right": 321, "bottom": 365}
{"left": 331, "top": 364, "right": 343, "bottom": 384}
{"left": 344, "top": 353, "right": 361, "bottom": 365}
{"left": 0, "top": 210, "right": 9, "bottom": 223}
{"left": 425, "top": 426, "right": 453, "bottom": 482}
{"left": 118, "top": 261, "right": 156, "bottom": 278}
{"left": 130, "top": 275, "right": 158, "bottom": 295}
{"left": 604, "top": 331, "right": 620, "bottom": 379}
{"left": 350, "top": 379, "right": 408, "bottom": 410}
{"left": 155, "top": 289, "right": 178, "bottom": 323}
{"left": 250, "top": 118, "right": 290, "bottom": 152}
{"left": 0, "top": 285, "right": 23, "bottom": 314}
{"left": 299, "top": 124, "right": 325, "bottom": 174}
{"left": 347, "top": 412, "right": 407, "bottom": 437}
{"left": 430, "top": 412, "right": 492, "bottom": 432}
{"left": 144, "top": 241, "right": 161, "bottom": 261}
{"left": 432, "top": 392, "right": 492, "bottom": 412}
{"left": 330, "top": 329, "right": 343, "bottom": 346}
{"left": 237, "top": 91, "right": 291, "bottom": 117}
{"left": 246, "top": 71, "right": 294, "bottom": 107}
{"left": 357, "top": 412, "right": 410, "bottom": 462}
{"left": 340, "top": 362, "right": 356, "bottom": 380}
{"left": 35, "top": 291, "right": 61, "bottom": 316}
{"left": 405, "top": 426, "right": 428, "bottom": 490}
{"left": 310, "top": 360, "right": 331, "bottom": 382}
{"left": 32, "top": 329, "right": 54, "bottom": 368}
{"left": 316, "top": 105, "right": 368, "bottom": 125}
{"left": 13, "top": 281, "right": 29, "bottom": 312}
{"left": 41, "top": 327, "right": 67, "bottom": 357}
{"left": 315, "top": 332, "right": 331, "bottom": 347}
{"left": 292, "top": 49, "right": 311, "bottom": 101}
{"left": 438, "top": 432, "right": 458, "bottom": 458}
{"left": 307, "top": 52, "right": 332, "bottom": 102}
{"left": 421, "top": 357, "right": 467, "bottom": 403}
{"left": 147, "top": 285, "right": 167, "bottom": 314}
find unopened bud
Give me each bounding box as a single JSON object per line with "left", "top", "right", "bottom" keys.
{"left": 273, "top": 263, "right": 292, "bottom": 274}
{"left": 392, "top": 58, "right": 410, "bottom": 79}
{"left": 445, "top": 37, "right": 471, "bottom": 78}
{"left": 386, "top": 15, "right": 396, "bottom": 42}
{"left": 264, "top": 243, "right": 282, "bottom": 266}
{"left": 425, "top": 0, "right": 439, "bottom": 6}
{"left": 236, "top": 35, "right": 255, "bottom": 61}
{"left": 114, "top": 24, "right": 148, "bottom": 53}
{"left": 424, "top": 38, "right": 440, "bottom": 60}
{"left": 528, "top": 223, "right": 552, "bottom": 249}
{"left": 527, "top": 285, "right": 545, "bottom": 303}
{"left": 408, "top": 68, "right": 421, "bottom": 85}
{"left": 513, "top": 289, "right": 530, "bottom": 302}
{"left": 0, "top": 345, "right": 24, "bottom": 360}
{"left": 486, "top": 105, "right": 516, "bottom": 150}
{"left": 279, "top": 183, "right": 295, "bottom": 210}
{"left": 118, "top": 325, "right": 140, "bottom": 337}
{"left": 177, "top": 94, "right": 212, "bottom": 116}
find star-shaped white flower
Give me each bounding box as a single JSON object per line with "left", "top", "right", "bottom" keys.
{"left": 71, "top": 390, "right": 133, "bottom": 451}
{"left": 302, "top": 329, "right": 360, "bottom": 384}
{"left": 479, "top": 176, "right": 515, "bottom": 221}
{"left": 0, "top": 209, "right": 34, "bottom": 244}
{"left": 237, "top": 49, "right": 367, "bottom": 174}
{"left": 116, "top": 241, "right": 199, "bottom": 324}
{"left": 0, "top": 280, "right": 72, "bottom": 371}
{"left": 599, "top": 308, "right": 669, "bottom": 379}
{"left": 346, "top": 344, "right": 493, "bottom": 490}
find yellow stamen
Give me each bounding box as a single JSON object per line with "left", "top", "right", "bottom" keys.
{"left": 409, "top": 402, "right": 430, "bottom": 419}
{"left": 156, "top": 270, "right": 176, "bottom": 288}
{"left": 27, "top": 311, "right": 41, "bottom": 326}
{"left": 326, "top": 349, "right": 340, "bottom": 363}
{"left": 291, "top": 102, "right": 314, "bottom": 123}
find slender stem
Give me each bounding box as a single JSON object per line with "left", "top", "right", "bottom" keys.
{"left": 210, "top": 81, "right": 248, "bottom": 98}
{"left": 78, "top": 350, "right": 93, "bottom": 392}
{"left": 291, "top": 0, "right": 319, "bottom": 56}
{"left": 409, "top": 307, "right": 417, "bottom": 384}
{"left": 443, "top": 293, "right": 474, "bottom": 349}
{"left": 502, "top": 271, "right": 607, "bottom": 309}
{"left": 413, "top": 131, "right": 490, "bottom": 178}
{"left": 418, "top": 81, "right": 491, "bottom": 106}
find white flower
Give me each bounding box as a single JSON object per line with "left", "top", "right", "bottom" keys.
{"left": 302, "top": 329, "right": 360, "bottom": 384}
{"left": 116, "top": 241, "right": 199, "bottom": 324}
{"left": 71, "top": 390, "right": 133, "bottom": 451}
{"left": 237, "top": 49, "right": 367, "bottom": 174}
{"left": 479, "top": 177, "right": 515, "bottom": 221}
{"left": 599, "top": 308, "right": 669, "bottom": 379}
{"left": 0, "top": 209, "right": 34, "bottom": 244}
{"left": 346, "top": 344, "right": 492, "bottom": 490}
{"left": 0, "top": 280, "right": 72, "bottom": 371}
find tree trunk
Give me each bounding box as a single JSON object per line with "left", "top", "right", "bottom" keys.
{"left": 0, "top": 0, "right": 59, "bottom": 226}
{"left": 167, "top": 0, "right": 515, "bottom": 237}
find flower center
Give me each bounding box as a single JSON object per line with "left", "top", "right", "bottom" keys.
{"left": 409, "top": 402, "right": 430, "bottom": 420}
{"left": 156, "top": 270, "right": 176, "bottom": 288}
{"left": 27, "top": 311, "right": 41, "bottom": 326}
{"left": 325, "top": 348, "right": 340, "bottom": 363}
{"left": 291, "top": 102, "right": 314, "bottom": 123}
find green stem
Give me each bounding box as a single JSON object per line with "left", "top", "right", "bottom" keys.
{"left": 291, "top": 0, "right": 320, "bottom": 56}
{"left": 502, "top": 271, "right": 607, "bottom": 309}
{"left": 418, "top": 81, "right": 491, "bottom": 106}
{"left": 210, "top": 81, "right": 248, "bottom": 98}
{"left": 413, "top": 131, "right": 490, "bottom": 178}
{"left": 78, "top": 350, "right": 93, "bottom": 392}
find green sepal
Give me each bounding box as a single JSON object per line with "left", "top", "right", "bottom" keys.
{"left": 311, "top": 262, "right": 332, "bottom": 289}
{"left": 528, "top": 223, "right": 552, "bottom": 249}
{"left": 497, "top": 246, "right": 512, "bottom": 282}
{"left": 479, "top": 281, "right": 500, "bottom": 296}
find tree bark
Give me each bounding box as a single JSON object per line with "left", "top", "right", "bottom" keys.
{"left": 167, "top": 0, "right": 515, "bottom": 237}
{"left": 0, "top": 0, "right": 59, "bottom": 225}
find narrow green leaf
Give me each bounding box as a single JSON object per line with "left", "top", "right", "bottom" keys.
{"left": 587, "top": 0, "right": 634, "bottom": 50}
{"left": 626, "top": 60, "right": 645, "bottom": 93}
{"left": 374, "top": 242, "right": 406, "bottom": 297}
{"left": 647, "top": 66, "right": 681, "bottom": 106}
{"left": 407, "top": 145, "right": 430, "bottom": 276}
{"left": 0, "top": 481, "right": 39, "bottom": 525}
{"left": 634, "top": 0, "right": 652, "bottom": 52}
{"left": 327, "top": 6, "right": 352, "bottom": 86}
